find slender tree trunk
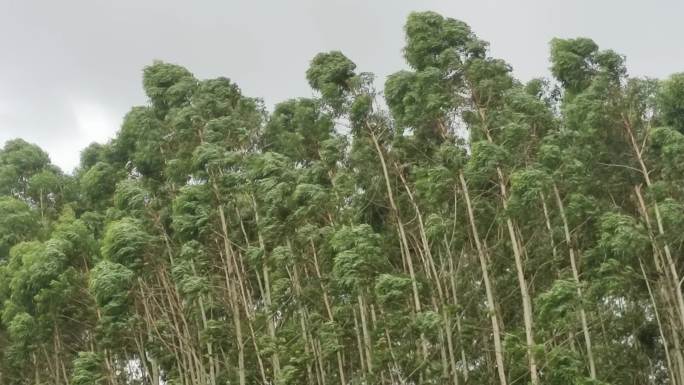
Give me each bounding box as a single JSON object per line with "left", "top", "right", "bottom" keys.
{"left": 448, "top": 251, "right": 469, "bottom": 383}
{"left": 473, "top": 98, "right": 538, "bottom": 384}
{"left": 353, "top": 308, "right": 368, "bottom": 375}
{"left": 251, "top": 195, "right": 282, "bottom": 382}
{"left": 640, "top": 259, "right": 677, "bottom": 385}
{"left": 553, "top": 184, "right": 597, "bottom": 379}
{"left": 190, "top": 259, "right": 217, "bottom": 385}
{"left": 369, "top": 130, "right": 421, "bottom": 313}
{"left": 397, "top": 168, "right": 461, "bottom": 385}
{"left": 498, "top": 168, "right": 538, "bottom": 385}
{"left": 540, "top": 192, "right": 558, "bottom": 263}
{"left": 211, "top": 182, "right": 247, "bottom": 385}
{"left": 459, "top": 172, "right": 507, "bottom": 385}
{"left": 157, "top": 229, "right": 203, "bottom": 385}
{"left": 368, "top": 128, "right": 430, "bottom": 369}
{"left": 358, "top": 293, "right": 373, "bottom": 374}
{"left": 311, "top": 240, "right": 348, "bottom": 385}
{"left": 624, "top": 117, "right": 684, "bottom": 332}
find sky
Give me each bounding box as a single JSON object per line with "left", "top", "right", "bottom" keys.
{"left": 1, "top": 0, "right": 683, "bottom": 173}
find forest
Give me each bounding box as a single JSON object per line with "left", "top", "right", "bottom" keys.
{"left": 2, "top": 10, "right": 684, "bottom": 385}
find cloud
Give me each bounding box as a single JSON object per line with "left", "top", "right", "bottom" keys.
{"left": 57, "top": 100, "right": 119, "bottom": 172}
{"left": 1, "top": 0, "right": 683, "bottom": 175}
{"left": 0, "top": 99, "right": 10, "bottom": 117}
{"left": 72, "top": 101, "right": 118, "bottom": 144}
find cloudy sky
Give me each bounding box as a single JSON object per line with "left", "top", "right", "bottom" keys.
{"left": 1, "top": 0, "right": 683, "bottom": 172}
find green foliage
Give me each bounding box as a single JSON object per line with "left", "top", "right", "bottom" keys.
{"left": 5, "top": 312, "right": 35, "bottom": 365}
{"left": 79, "top": 142, "right": 108, "bottom": 170}
{"left": 80, "top": 162, "right": 121, "bottom": 209}
{"left": 143, "top": 61, "right": 197, "bottom": 112}
{"left": 0, "top": 197, "right": 39, "bottom": 259}
{"left": 117, "top": 106, "right": 166, "bottom": 177}
{"left": 113, "top": 179, "right": 149, "bottom": 214}
{"left": 0, "top": 138, "right": 51, "bottom": 196}
{"left": 306, "top": 51, "right": 357, "bottom": 113}
{"left": 331, "top": 224, "right": 385, "bottom": 290}
{"left": 374, "top": 273, "right": 413, "bottom": 305}
{"left": 508, "top": 167, "right": 551, "bottom": 215}
{"left": 415, "top": 310, "right": 441, "bottom": 337}
{"left": 71, "top": 352, "right": 106, "bottom": 385}
{"left": 403, "top": 11, "right": 482, "bottom": 71}
{"left": 542, "top": 347, "right": 599, "bottom": 385}
{"left": 657, "top": 73, "right": 684, "bottom": 132}
{"left": 465, "top": 140, "right": 508, "bottom": 183}
{"left": 385, "top": 68, "right": 453, "bottom": 140}
{"left": 536, "top": 279, "right": 580, "bottom": 332}
{"left": 598, "top": 212, "right": 650, "bottom": 259}
{"left": 550, "top": 38, "right": 599, "bottom": 94}
{"left": 101, "top": 217, "right": 151, "bottom": 268}
{"left": 264, "top": 98, "right": 334, "bottom": 161}
{"left": 90, "top": 260, "right": 134, "bottom": 310}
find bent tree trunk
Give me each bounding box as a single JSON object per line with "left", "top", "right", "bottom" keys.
{"left": 459, "top": 172, "right": 507, "bottom": 385}
{"left": 553, "top": 184, "right": 597, "bottom": 379}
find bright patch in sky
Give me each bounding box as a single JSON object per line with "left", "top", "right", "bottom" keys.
{"left": 0, "top": 100, "right": 8, "bottom": 116}
{"left": 0, "top": 98, "right": 14, "bottom": 122}
{"left": 54, "top": 100, "right": 118, "bottom": 172}
{"left": 73, "top": 101, "right": 117, "bottom": 143}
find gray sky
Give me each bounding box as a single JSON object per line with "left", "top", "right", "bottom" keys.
{"left": 1, "top": 0, "right": 683, "bottom": 172}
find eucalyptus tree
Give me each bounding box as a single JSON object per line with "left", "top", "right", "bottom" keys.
{"left": 0, "top": 139, "right": 51, "bottom": 197}
{"left": 0, "top": 197, "right": 39, "bottom": 260}
{"left": 0, "top": 139, "right": 73, "bottom": 228}
{"left": 0, "top": 209, "right": 99, "bottom": 385}
{"left": 307, "top": 49, "right": 447, "bottom": 382}
{"left": 383, "top": 11, "right": 560, "bottom": 384}
{"left": 549, "top": 36, "right": 684, "bottom": 384}
{"left": 658, "top": 73, "right": 684, "bottom": 132}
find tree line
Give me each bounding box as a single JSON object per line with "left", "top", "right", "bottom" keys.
{"left": 2, "top": 10, "right": 684, "bottom": 385}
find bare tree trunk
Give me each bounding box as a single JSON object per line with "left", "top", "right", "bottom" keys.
{"left": 368, "top": 128, "right": 430, "bottom": 367}
{"left": 540, "top": 192, "right": 558, "bottom": 263}
{"left": 358, "top": 293, "right": 374, "bottom": 374}
{"left": 498, "top": 167, "right": 538, "bottom": 385}
{"left": 640, "top": 259, "right": 677, "bottom": 385}
{"left": 311, "top": 240, "right": 348, "bottom": 385}
{"left": 624, "top": 118, "right": 684, "bottom": 332}
{"left": 448, "top": 252, "right": 469, "bottom": 383}
{"left": 472, "top": 97, "right": 538, "bottom": 384}
{"left": 398, "top": 169, "right": 461, "bottom": 385}
{"left": 459, "top": 172, "right": 507, "bottom": 385}
{"left": 369, "top": 130, "right": 421, "bottom": 313}
{"left": 353, "top": 308, "right": 368, "bottom": 375}
{"left": 553, "top": 184, "right": 597, "bottom": 379}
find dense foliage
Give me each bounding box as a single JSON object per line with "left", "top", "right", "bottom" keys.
{"left": 2, "top": 11, "right": 684, "bottom": 385}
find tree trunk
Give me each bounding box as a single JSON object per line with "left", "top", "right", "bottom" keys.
{"left": 459, "top": 172, "right": 507, "bottom": 385}
{"left": 553, "top": 184, "right": 597, "bottom": 379}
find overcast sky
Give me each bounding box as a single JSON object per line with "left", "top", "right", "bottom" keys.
{"left": 1, "top": 0, "right": 683, "bottom": 172}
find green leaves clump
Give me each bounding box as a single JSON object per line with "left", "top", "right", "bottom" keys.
{"left": 101, "top": 218, "right": 151, "bottom": 267}
{"left": 657, "top": 73, "right": 684, "bottom": 132}
{"left": 331, "top": 224, "right": 385, "bottom": 290}
{"left": 90, "top": 260, "right": 134, "bottom": 310}
{"left": 375, "top": 274, "right": 413, "bottom": 305}
{"left": 403, "top": 11, "right": 480, "bottom": 71}
{"left": 306, "top": 51, "right": 357, "bottom": 113}
{"left": 550, "top": 38, "right": 599, "bottom": 94}
{"left": 0, "top": 197, "right": 38, "bottom": 259}
{"left": 598, "top": 212, "right": 649, "bottom": 258}
{"left": 71, "top": 352, "right": 106, "bottom": 385}
{"left": 143, "top": 61, "right": 197, "bottom": 112}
